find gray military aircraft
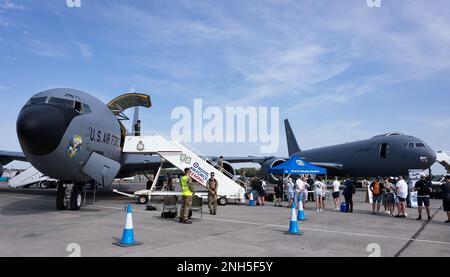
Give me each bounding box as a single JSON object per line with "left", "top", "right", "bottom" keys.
{"left": 220, "top": 119, "right": 437, "bottom": 180}
{"left": 0, "top": 89, "right": 437, "bottom": 211}
{"left": 0, "top": 88, "right": 161, "bottom": 210}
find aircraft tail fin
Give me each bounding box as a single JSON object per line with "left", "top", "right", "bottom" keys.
{"left": 284, "top": 119, "right": 301, "bottom": 156}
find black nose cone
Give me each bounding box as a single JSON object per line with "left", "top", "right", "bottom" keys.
{"left": 17, "top": 105, "right": 67, "bottom": 156}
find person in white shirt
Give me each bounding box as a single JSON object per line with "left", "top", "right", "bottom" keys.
{"left": 295, "top": 176, "right": 307, "bottom": 208}
{"left": 285, "top": 178, "right": 295, "bottom": 207}
{"left": 260, "top": 179, "right": 267, "bottom": 206}
{"left": 314, "top": 176, "right": 325, "bottom": 212}
{"left": 395, "top": 176, "right": 409, "bottom": 218}
{"left": 332, "top": 177, "right": 341, "bottom": 210}
{"left": 301, "top": 176, "right": 309, "bottom": 205}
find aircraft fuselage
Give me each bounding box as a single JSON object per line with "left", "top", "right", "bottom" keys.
{"left": 17, "top": 89, "right": 122, "bottom": 182}
{"left": 295, "top": 134, "right": 436, "bottom": 177}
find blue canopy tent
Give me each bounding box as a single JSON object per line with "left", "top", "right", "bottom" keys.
{"left": 269, "top": 155, "right": 327, "bottom": 176}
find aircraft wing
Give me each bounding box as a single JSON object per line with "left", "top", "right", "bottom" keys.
{"left": 309, "top": 162, "right": 344, "bottom": 170}
{"left": 206, "top": 156, "right": 277, "bottom": 164}
{"left": 0, "top": 151, "right": 28, "bottom": 165}
{"left": 208, "top": 155, "right": 344, "bottom": 171}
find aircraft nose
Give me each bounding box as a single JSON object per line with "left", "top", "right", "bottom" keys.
{"left": 420, "top": 149, "right": 437, "bottom": 167}
{"left": 16, "top": 105, "right": 67, "bottom": 156}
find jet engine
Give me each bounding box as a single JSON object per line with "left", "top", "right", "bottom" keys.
{"left": 261, "top": 158, "right": 289, "bottom": 182}
{"left": 221, "top": 161, "right": 236, "bottom": 178}
{"left": 210, "top": 159, "right": 236, "bottom": 179}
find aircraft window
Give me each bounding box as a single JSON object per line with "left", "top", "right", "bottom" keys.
{"left": 75, "top": 101, "right": 82, "bottom": 113}
{"left": 48, "top": 97, "right": 74, "bottom": 108}
{"left": 415, "top": 143, "right": 426, "bottom": 148}
{"left": 27, "top": 97, "right": 47, "bottom": 105}
{"left": 83, "top": 103, "right": 92, "bottom": 114}
{"left": 408, "top": 143, "right": 415, "bottom": 149}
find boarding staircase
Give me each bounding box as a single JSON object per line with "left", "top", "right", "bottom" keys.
{"left": 8, "top": 166, "right": 52, "bottom": 188}
{"left": 436, "top": 151, "right": 450, "bottom": 173}
{"left": 123, "top": 135, "right": 246, "bottom": 202}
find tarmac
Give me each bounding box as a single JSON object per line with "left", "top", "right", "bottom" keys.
{"left": 0, "top": 182, "right": 449, "bottom": 257}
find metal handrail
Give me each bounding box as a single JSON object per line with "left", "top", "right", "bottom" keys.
{"left": 125, "top": 132, "right": 248, "bottom": 188}
{"left": 204, "top": 158, "right": 248, "bottom": 189}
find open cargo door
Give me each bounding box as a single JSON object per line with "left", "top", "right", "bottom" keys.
{"left": 107, "top": 93, "right": 152, "bottom": 148}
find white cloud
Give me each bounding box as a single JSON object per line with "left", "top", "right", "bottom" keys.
{"left": 414, "top": 118, "right": 450, "bottom": 129}
{"left": 0, "top": 0, "right": 27, "bottom": 28}
{"left": 0, "top": 0, "right": 26, "bottom": 12}
{"left": 72, "top": 41, "right": 93, "bottom": 59}
{"left": 283, "top": 84, "right": 373, "bottom": 115}
{"left": 25, "top": 39, "right": 69, "bottom": 58}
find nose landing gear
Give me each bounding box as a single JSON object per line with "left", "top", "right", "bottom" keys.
{"left": 56, "top": 183, "right": 84, "bottom": 210}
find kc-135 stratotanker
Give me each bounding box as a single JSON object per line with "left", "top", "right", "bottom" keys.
{"left": 0, "top": 88, "right": 436, "bottom": 210}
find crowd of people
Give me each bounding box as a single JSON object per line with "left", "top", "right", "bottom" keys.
{"left": 247, "top": 174, "right": 450, "bottom": 223}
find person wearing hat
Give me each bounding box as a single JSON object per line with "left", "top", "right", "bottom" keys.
{"left": 414, "top": 173, "right": 432, "bottom": 221}
{"left": 206, "top": 172, "right": 218, "bottom": 215}
{"left": 442, "top": 175, "right": 450, "bottom": 223}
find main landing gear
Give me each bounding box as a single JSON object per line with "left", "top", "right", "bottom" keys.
{"left": 56, "top": 183, "right": 84, "bottom": 211}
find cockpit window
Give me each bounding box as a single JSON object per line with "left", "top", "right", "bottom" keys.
{"left": 408, "top": 143, "right": 415, "bottom": 149}
{"left": 83, "top": 103, "right": 92, "bottom": 114}
{"left": 27, "top": 97, "right": 47, "bottom": 105}
{"left": 415, "top": 143, "right": 426, "bottom": 148}
{"left": 48, "top": 97, "right": 74, "bottom": 108}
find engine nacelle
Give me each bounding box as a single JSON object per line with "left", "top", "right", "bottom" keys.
{"left": 221, "top": 161, "right": 236, "bottom": 178}
{"left": 261, "top": 158, "right": 290, "bottom": 182}
{"left": 210, "top": 159, "right": 236, "bottom": 179}
{"left": 0, "top": 164, "right": 3, "bottom": 177}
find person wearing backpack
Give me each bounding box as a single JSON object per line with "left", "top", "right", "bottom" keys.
{"left": 370, "top": 178, "right": 385, "bottom": 215}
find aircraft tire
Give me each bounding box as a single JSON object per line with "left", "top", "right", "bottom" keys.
{"left": 69, "top": 185, "right": 82, "bottom": 211}
{"left": 138, "top": 195, "right": 148, "bottom": 205}
{"left": 56, "top": 185, "right": 68, "bottom": 210}
{"left": 39, "top": 181, "right": 49, "bottom": 189}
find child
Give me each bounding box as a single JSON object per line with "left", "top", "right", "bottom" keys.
{"left": 385, "top": 184, "right": 396, "bottom": 216}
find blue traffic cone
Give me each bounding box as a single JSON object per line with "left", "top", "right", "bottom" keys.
{"left": 285, "top": 201, "right": 303, "bottom": 235}
{"left": 249, "top": 192, "right": 255, "bottom": 206}
{"left": 113, "top": 204, "right": 143, "bottom": 247}
{"left": 297, "top": 193, "right": 305, "bottom": 221}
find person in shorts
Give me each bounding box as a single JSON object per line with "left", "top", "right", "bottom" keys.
{"left": 385, "top": 180, "right": 396, "bottom": 216}
{"left": 369, "top": 178, "right": 385, "bottom": 214}
{"left": 442, "top": 175, "right": 450, "bottom": 223}
{"left": 395, "top": 176, "right": 408, "bottom": 218}
{"left": 414, "top": 174, "right": 432, "bottom": 221}
{"left": 332, "top": 177, "right": 341, "bottom": 211}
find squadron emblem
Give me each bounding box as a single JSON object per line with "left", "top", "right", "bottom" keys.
{"left": 66, "top": 135, "right": 83, "bottom": 158}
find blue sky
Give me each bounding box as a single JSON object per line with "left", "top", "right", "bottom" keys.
{"left": 1, "top": 0, "right": 449, "bottom": 173}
